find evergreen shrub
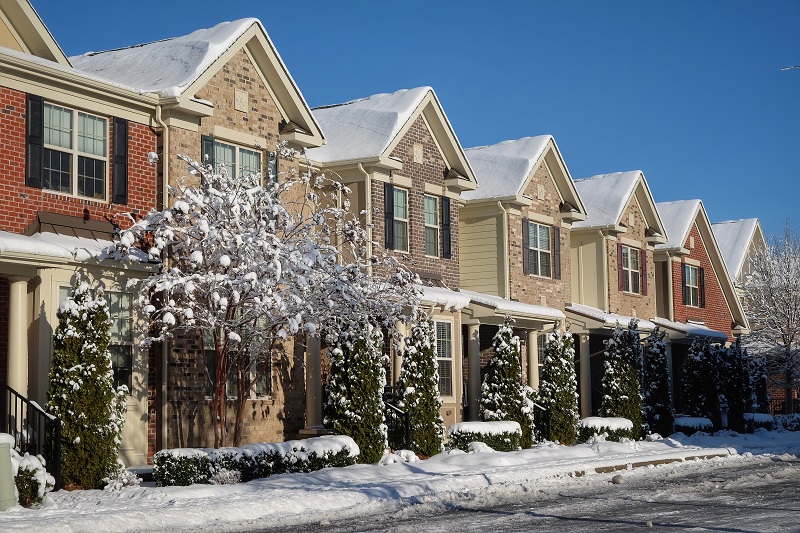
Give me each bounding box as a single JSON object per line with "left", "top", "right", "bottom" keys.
{"left": 447, "top": 421, "right": 521, "bottom": 452}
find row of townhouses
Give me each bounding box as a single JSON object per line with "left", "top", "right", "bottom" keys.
{"left": 0, "top": 1, "right": 771, "bottom": 466}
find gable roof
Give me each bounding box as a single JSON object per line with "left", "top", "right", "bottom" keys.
{"left": 0, "top": 0, "right": 69, "bottom": 65}
{"left": 308, "top": 87, "right": 476, "bottom": 189}
{"left": 460, "top": 136, "right": 586, "bottom": 217}
{"left": 654, "top": 199, "right": 702, "bottom": 251}
{"left": 712, "top": 218, "right": 764, "bottom": 281}
{"left": 572, "top": 171, "right": 666, "bottom": 238}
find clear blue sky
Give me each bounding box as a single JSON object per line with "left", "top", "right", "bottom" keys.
{"left": 34, "top": 1, "right": 799, "bottom": 239}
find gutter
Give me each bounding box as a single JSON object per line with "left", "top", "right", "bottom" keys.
{"left": 154, "top": 104, "right": 170, "bottom": 452}
{"left": 600, "top": 230, "right": 609, "bottom": 312}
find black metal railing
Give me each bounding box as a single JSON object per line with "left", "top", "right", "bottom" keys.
{"left": 1, "top": 383, "right": 61, "bottom": 490}
{"left": 383, "top": 387, "right": 410, "bottom": 451}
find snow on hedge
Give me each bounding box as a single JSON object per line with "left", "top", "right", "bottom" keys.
{"left": 744, "top": 413, "right": 774, "bottom": 424}
{"left": 579, "top": 417, "right": 634, "bottom": 431}
{"left": 448, "top": 421, "right": 522, "bottom": 452}
{"left": 675, "top": 417, "right": 714, "bottom": 430}
{"left": 450, "top": 421, "right": 521, "bottom": 436}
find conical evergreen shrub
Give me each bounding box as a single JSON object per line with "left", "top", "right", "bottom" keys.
{"left": 480, "top": 317, "right": 535, "bottom": 448}
{"left": 747, "top": 351, "right": 770, "bottom": 414}
{"left": 718, "top": 339, "right": 748, "bottom": 432}
{"left": 679, "top": 338, "right": 722, "bottom": 428}
{"left": 601, "top": 319, "right": 644, "bottom": 438}
{"left": 324, "top": 323, "right": 387, "bottom": 463}
{"left": 642, "top": 327, "right": 674, "bottom": 437}
{"left": 397, "top": 310, "right": 445, "bottom": 457}
{"left": 46, "top": 280, "right": 126, "bottom": 489}
{"left": 537, "top": 330, "right": 580, "bottom": 444}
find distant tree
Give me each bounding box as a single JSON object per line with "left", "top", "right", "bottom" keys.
{"left": 642, "top": 327, "right": 674, "bottom": 437}
{"left": 679, "top": 338, "right": 722, "bottom": 428}
{"left": 537, "top": 329, "right": 580, "bottom": 444}
{"left": 601, "top": 319, "right": 644, "bottom": 438}
{"left": 481, "top": 317, "right": 536, "bottom": 448}
{"left": 743, "top": 222, "right": 800, "bottom": 414}
{"left": 718, "top": 339, "right": 749, "bottom": 432}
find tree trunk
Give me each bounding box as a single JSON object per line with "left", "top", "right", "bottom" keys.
{"left": 213, "top": 346, "right": 228, "bottom": 448}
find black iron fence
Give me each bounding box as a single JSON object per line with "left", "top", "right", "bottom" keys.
{"left": 383, "top": 386, "right": 410, "bottom": 451}
{"left": 0, "top": 383, "right": 61, "bottom": 490}
{"left": 770, "top": 397, "right": 799, "bottom": 416}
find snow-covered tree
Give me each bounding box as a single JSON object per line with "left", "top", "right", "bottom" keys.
{"left": 537, "top": 329, "right": 579, "bottom": 444}
{"left": 718, "top": 339, "right": 749, "bottom": 432}
{"left": 397, "top": 309, "right": 445, "bottom": 457}
{"left": 46, "top": 278, "right": 126, "bottom": 489}
{"left": 481, "top": 317, "right": 536, "bottom": 448}
{"left": 115, "top": 148, "right": 419, "bottom": 447}
{"left": 642, "top": 327, "right": 674, "bottom": 437}
{"left": 747, "top": 351, "right": 770, "bottom": 413}
{"left": 743, "top": 223, "right": 800, "bottom": 414}
{"left": 601, "top": 319, "right": 643, "bottom": 438}
{"left": 679, "top": 338, "right": 722, "bottom": 428}
{"left": 324, "top": 323, "right": 387, "bottom": 463}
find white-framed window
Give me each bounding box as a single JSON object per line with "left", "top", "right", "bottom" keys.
{"left": 435, "top": 321, "right": 453, "bottom": 397}
{"left": 392, "top": 187, "right": 409, "bottom": 252}
{"left": 621, "top": 245, "right": 641, "bottom": 294}
{"left": 203, "top": 327, "right": 272, "bottom": 399}
{"left": 424, "top": 195, "right": 439, "bottom": 257}
{"left": 683, "top": 264, "right": 701, "bottom": 307}
{"left": 212, "top": 140, "right": 262, "bottom": 179}
{"left": 526, "top": 221, "right": 552, "bottom": 277}
{"left": 43, "top": 103, "right": 107, "bottom": 199}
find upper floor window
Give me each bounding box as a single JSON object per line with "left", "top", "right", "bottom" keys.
{"left": 620, "top": 244, "right": 641, "bottom": 294}
{"left": 202, "top": 136, "right": 263, "bottom": 180}
{"left": 682, "top": 264, "right": 705, "bottom": 308}
{"left": 386, "top": 186, "right": 409, "bottom": 252}
{"left": 523, "top": 220, "right": 561, "bottom": 279}
{"left": 436, "top": 321, "right": 453, "bottom": 397}
{"left": 424, "top": 195, "right": 439, "bottom": 256}
{"left": 43, "top": 103, "right": 107, "bottom": 199}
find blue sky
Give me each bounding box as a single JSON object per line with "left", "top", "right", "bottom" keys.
{"left": 35, "top": 1, "right": 799, "bottom": 239}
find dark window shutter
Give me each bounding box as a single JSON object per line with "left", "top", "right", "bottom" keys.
{"left": 384, "top": 182, "right": 394, "bottom": 249}
{"left": 112, "top": 117, "right": 129, "bottom": 205}
{"left": 201, "top": 135, "right": 215, "bottom": 169}
{"left": 26, "top": 93, "right": 44, "bottom": 189}
{"left": 267, "top": 151, "right": 278, "bottom": 183}
{"left": 522, "top": 220, "right": 530, "bottom": 275}
{"left": 553, "top": 226, "right": 561, "bottom": 280}
{"left": 441, "top": 196, "right": 451, "bottom": 259}
{"left": 617, "top": 243, "right": 624, "bottom": 291}
{"left": 682, "top": 264, "right": 688, "bottom": 305}
{"left": 699, "top": 267, "right": 706, "bottom": 308}
{"left": 640, "top": 248, "right": 647, "bottom": 296}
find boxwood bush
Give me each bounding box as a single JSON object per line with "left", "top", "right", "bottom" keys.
{"left": 578, "top": 417, "right": 635, "bottom": 443}
{"left": 744, "top": 413, "right": 776, "bottom": 432}
{"left": 447, "top": 421, "right": 521, "bottom": 452}
{"left": 674, "top": 416, "right": 714, "bottom": 436}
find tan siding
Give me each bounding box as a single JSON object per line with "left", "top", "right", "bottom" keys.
{"left": 460, "top": 214, "right": 501, "bottom": 295}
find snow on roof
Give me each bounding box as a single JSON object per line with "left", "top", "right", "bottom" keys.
{"left": 461, "top": 136, "right": 552, "bottom": 201}
{"left": 572, "top": 171, "right": 641, "bottom": 229}
{"left": 0, "top": 230, "right": 145, "bottom": 263}
{"left": 69, "top": 19, "right": 259, "bottom": 97}
{"left": 565, "top": 303, "right": 655, "bottom": 331}
{"left": 712, "top": 218, "right": 760, "bottom": 280}
{"left": 460, "top": 289, "right": 565, "bottom": 320}
{"left": 650, "top": 317, "right": 729, "bottom": 341}
{"left": 655, "top": 200, "right": 701, "bottom": 251}
{"left": 419, "top": 285, "right": 472, "bottom": 311}
{"left": 307, "top": 87, "right": 431, "bottom": 163}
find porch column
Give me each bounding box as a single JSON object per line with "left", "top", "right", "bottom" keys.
{"left": 6, "top": 277, "right": 29, "bottom": 397}
{"left": 527, "top": 330, "right": 539, "bottom": 389}
{"left": 579, "top": 334, "right": 591, "bottom": 418}
{"left": 305, "top": 335, "right": 322, "bottom": 427}
{"left": 467, "top": 324, "right": 480, "bottom": 420}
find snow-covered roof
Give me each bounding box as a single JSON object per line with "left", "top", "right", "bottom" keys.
{"left": 419, "top": 285, "right": 472, "bottom": 311}
{"left": 308, "top": 87, "right": 431, "bottom": 163}
{"left": 0, "top": 230, "right": 145, "bottom": 263}
{"left": 655, "top": 200, "right": 702, "bottom": 251}
{"left": 572, "top": 171, "right": 641, "bottom": 229}
{"left": 650, "top": 317, "right": 729, "bottom": 341}
{"left": 69, "top": 19, "right": 260, "bottom": 98}
{"left": 461, "top": 289, "right": 565, "bottom": 320}
{"left": 712, "top": 218, "right": 761, "bottom": 280}
{"left": 565, "top": 303, "right": 655, "bottom": 332}
{"left": 461, "top": 136, "right": 552, "bottom": 200}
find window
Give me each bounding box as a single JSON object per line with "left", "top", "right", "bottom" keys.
{"left": 203, "top": 328, "right": 272, "bottom": 398}
{"left": 525, "top": 222, "right": 552, "bottom": 277}
{"left": 435, "top": 321, "right": 453, "bottom": 397}
{"left": 683, "top": 264, "right": 705, "bottom": 307}
{"left": 424, "top": 195, "right": 439, "bottom": 256}
{"left": 204, "top": 330, "right": 238, "bottom": 398}
{"left": 212, "top": 140, "right": 262, "bottom": 179}
{"left": 107, "top": 292, "right": 134, "bottom": 393}
{"left": 620, "top": 245, "right": 641, "bottom": 294}
{"left": 43, "top": 103, "right": 107, "bottom": 199}
{"left": 392, "top": 187, "right": 409, "bottom": 252}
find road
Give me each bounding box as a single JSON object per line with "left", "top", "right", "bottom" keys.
{"left": 259, "top": 456, "right": 800, "bottom": 532}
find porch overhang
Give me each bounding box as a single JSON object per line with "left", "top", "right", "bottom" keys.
{"left": 459, "top": 289, "right": 564, "bottom": 330}
{"left": 565, "top": 303, "right": 656, "bottom": 333}
{"left": 651, "top": 317, "right": 728, "bottom": 342}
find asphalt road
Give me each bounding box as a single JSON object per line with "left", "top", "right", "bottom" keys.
{"left": 258, "top": 456, "right": 800, "bottom": 533}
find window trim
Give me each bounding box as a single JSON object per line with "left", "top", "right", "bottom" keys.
{"left": 392, "top": 186, "right": 410, "bottom": 252}
{"left": 423, "top": 194, "right": 439, "bottom": 257}
{"left": 620, "top": 244, "right": 642, "bottom": 294}
{"left": 434, "top": 319, "right": 455, "bottom": 399}
{"left": 683, "top": 263, "right": 701, "bottom": 307}
{"left": 526, "top": 221, "right": 553, "bottom": 278}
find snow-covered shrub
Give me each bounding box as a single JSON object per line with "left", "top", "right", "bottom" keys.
{"left": 447, "top": 421, "right": 521, "bottom": 452}
{"left": 578, "top": 417, "right": 635, "bottom": 443}
{"left": 379, "top": 449, "right": 420, "bottom": 465}
{"left": 537, "top": 329, "right": 580, "bottom": 445}
{"left": 8, "top": 447, "right": 55, "bottom": 508}
{"left": 747, "top": 352, "right": 770, "bottom": 414}
{"left": 642, "top": 327, "right": 674, "bottom": 437}
{"left": 775, "top": 414, "right": 800, "bottom": 431}
{"left": 103, "top": 468, "right": 142, "bottom": 491}
{"left": 210, "top": 468, "right": 241, "bottom": 485}
{"left": 397, "top": 309, "right": 445, "bottom": 457}
{"left": 679, "top": 338, "right": 722, "bottom": 429}
{"left": 745, "top": 413, "right": 776, "bottom": 432}
{"left": 601, "top": 320, "right": 644, "bottom": 439}
{"left": 674, "top": 416, "right": 714, "bottom": 435}
{"left": 45, "top": 278, "right": 127, "bottom": 489}
{"left": 153, "top": 449, "right": 213, "bottom": 486}
{"left": 480, "top": 317, "right": 535, "bottom": 447}
{"left": 718, "top": 339, "right": 749, "bottom": 432}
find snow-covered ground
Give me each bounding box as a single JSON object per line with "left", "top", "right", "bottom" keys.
{"left": 3, "top": 430, "right": 799, "bottom": 533}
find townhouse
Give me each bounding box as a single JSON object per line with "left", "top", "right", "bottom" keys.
{"left": 711, "top": 218, "right": 766, "bottom": 304}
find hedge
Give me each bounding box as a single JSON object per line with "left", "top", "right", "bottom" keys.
{"left": 447, "top": 421, "right": 521, "bottom": 452}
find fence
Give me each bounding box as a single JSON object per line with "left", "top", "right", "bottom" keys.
{"left": 383, "top": 386, "right": 410, "bottom": 451}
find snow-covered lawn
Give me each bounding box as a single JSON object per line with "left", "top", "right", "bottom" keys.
{"left": 3, "top": 430, "right": 799, "bottom": 533}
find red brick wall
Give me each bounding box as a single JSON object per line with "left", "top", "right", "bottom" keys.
{"left": 0, "top": 86, "right": 158, "bottom": 233}
{"left": 671, "top": 223, "right": 735, "bottom": 341}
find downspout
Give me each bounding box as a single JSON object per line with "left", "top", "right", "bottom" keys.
{"left": 497, "top": 202, "right": 510, "bottom": 299}
{"left": 357, "top": 164, "right": 373, "bottom": 273}
{"left": 155, "top": 104, "right": 169, "bottom": 451}
{"left": 666, "top": 254, "right": 675, "bottom": 321}
{"left": 600, "top": 230, "right": 609, "bottom": 312}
